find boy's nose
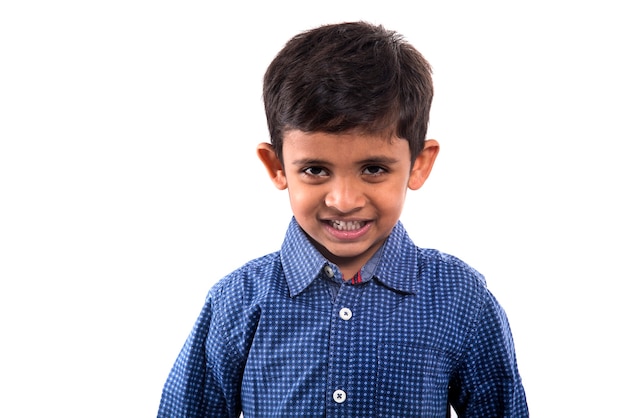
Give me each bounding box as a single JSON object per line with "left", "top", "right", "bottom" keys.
{"left": 324, "top": 179, "right": 366, "bottom": 213}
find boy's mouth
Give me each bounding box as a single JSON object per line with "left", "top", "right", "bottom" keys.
{"left": 329, "top": 220, "right": 366, "bottom": 231}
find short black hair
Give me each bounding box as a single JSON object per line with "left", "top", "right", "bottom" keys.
{"left": 263, "top": 21, "right": 434, "bottom": 163}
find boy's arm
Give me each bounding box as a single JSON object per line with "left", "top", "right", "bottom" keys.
{"left": 157, "top": 291, "right": 243, "bottom": 418}
{"left": 449, "top": 291, "right": 529, "bottom": 418}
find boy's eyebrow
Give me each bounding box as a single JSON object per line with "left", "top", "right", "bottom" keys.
{"left": 290, "top": 158, "right": 328, "bottom": 166}
{"left": 356, "top": 156, "right": 401, "bottom": 165}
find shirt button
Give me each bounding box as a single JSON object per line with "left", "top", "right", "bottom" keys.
{"left": 339, "top": 307, "right": 353, "bottom": 320}
{"left": 333, "top": 389, "right": 347, "bottom": 404}
{"left": 324, "top": 265, "right": 334, "bottom": 278}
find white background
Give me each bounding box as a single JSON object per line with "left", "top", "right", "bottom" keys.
{"left": 1, "top": 1, "right": 624, "bottom": 417}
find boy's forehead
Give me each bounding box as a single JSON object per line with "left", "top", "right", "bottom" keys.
{"left": 282, "top": 130, "right": 410, "bottom": 158}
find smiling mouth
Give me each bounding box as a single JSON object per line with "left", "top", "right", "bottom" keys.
{"left": 330, "top": 220, "right": 366, "bottom": 231}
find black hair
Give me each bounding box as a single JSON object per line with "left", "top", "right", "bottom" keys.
{"left": 263, "top": 21, "right": 434, "bottom": 163}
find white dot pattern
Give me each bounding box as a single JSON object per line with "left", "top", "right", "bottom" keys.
{"left": 157, "top": 218, "right": 528, "bottom": 417}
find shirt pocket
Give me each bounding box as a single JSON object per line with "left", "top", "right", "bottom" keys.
{"left": 376, "top": 343, "right": 450, "bottom": 417}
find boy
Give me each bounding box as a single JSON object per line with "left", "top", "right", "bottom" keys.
{"left": 158, "top": 22, "right": 528, "bottom": 417}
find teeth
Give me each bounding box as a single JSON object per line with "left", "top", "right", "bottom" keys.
{"left": 331, "top": 220, "right": 364, "bottom": 231}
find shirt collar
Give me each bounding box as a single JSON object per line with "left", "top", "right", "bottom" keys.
{"left": 373, "top": 221, "right": 421, "bottom": 295}
{"left": 280, "top": 217, "right": 421, "bottom": 297}
{"left": 280, "top": 218, "right": 329, "bottom": 297}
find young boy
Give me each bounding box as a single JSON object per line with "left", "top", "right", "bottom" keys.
{"left": 158, "top": 22, "right": 528, "bottom": 417}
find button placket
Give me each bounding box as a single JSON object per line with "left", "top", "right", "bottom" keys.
{"left": 327, "top": 284, "right": 363, "bottom": 411}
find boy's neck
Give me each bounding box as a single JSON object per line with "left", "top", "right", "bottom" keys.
{"left": 339, "top": 261, "right": 367, "bottom": 281}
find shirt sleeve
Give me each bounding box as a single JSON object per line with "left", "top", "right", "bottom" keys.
{"left": 449, "top": 290, "right": 529, "bottom": 418}
{"left": 157, "top": 289, "right": 244, "bottom": 418}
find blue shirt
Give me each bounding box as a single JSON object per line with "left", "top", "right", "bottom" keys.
{"left": 158, "top": 218, "right": 528, "bottom": 417}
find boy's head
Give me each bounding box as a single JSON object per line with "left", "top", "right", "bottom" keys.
{"left": 262, "top": 21, "right": 434, "bottom": 164}
{"left": 257, "top": 22, "right": 439, "bottom": 278}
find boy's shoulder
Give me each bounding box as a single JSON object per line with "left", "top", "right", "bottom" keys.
{"left": 418, "top": 247, "right": 486, "bottom": 285}
{"left": 207, "top": 250, "right": 284, "bottom": 303}
{"left": 413, "top": 246, "right": 490, "bottom": 306}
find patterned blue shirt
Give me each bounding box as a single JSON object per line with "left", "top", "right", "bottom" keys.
{"left": 158, "top": 218, "right": 528, "bottom": 417}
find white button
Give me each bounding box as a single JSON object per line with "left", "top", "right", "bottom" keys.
{"left": 333, "top": 389, "right": 347, "bottom": 403}
{"left": 339, "top": 307, "right": 352, "bottom": 320}
{"left": 324, "top": 265, "right": 334, "bottom": 278}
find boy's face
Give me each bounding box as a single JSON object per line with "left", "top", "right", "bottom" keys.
{"left": 258, "top": 130, "right": 438, "bottom": 278}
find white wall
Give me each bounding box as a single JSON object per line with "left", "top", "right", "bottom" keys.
{"left": 1, "top": 1, "right": 624, "bottom": 417}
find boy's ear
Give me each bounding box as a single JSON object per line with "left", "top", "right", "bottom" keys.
{"left": 408, "top": 139, "right": 440, "bottom": 190}
{"left": 257, "top": 142, "right": 288, "bottom": 190}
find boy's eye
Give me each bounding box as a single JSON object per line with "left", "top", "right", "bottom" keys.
{"left": 303, "top": 166, "right": 329, "bottom": 176}
{"left": 363, "top": 165, "right": 387, "bottom": 175}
